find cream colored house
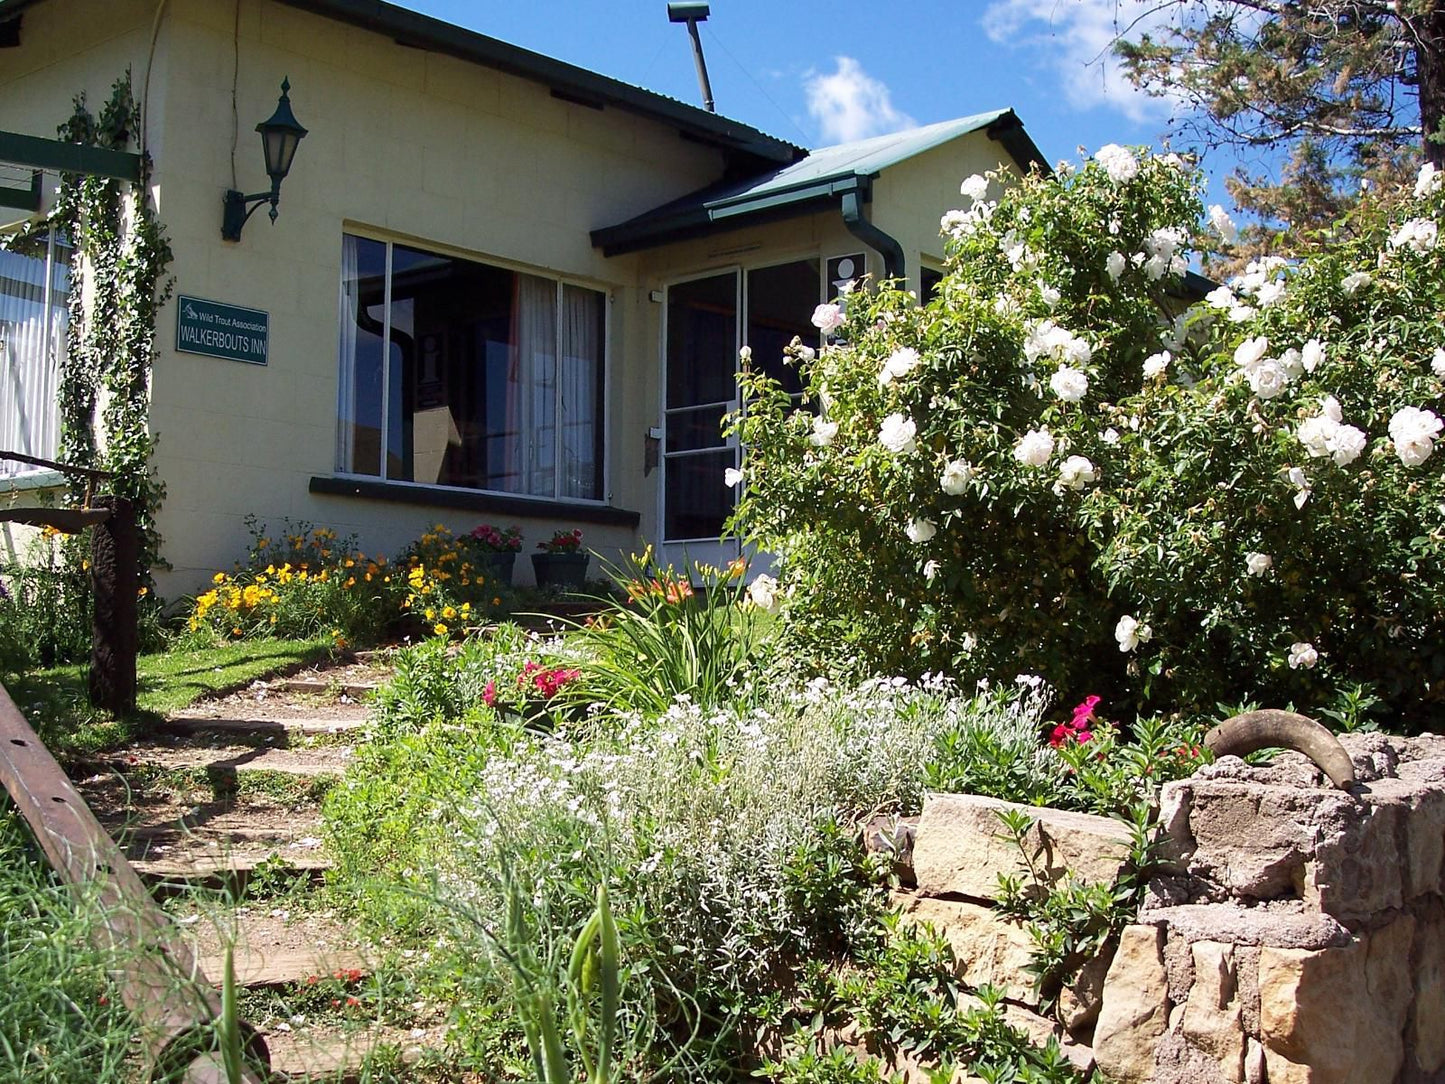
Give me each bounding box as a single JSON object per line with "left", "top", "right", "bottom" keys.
{"left": 0, "top": 0, "right": 1044, "bottom": 591}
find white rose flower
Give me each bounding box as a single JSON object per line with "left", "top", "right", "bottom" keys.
{"left": 1288, "top": 642, "right": 1319, "bottom": 669}
{"left": 1431, "top": 347, "right": 1445, "bottom": 378}
{"left": 1247, "top": 358, "right": 1289, "bottom": 400}
{"left": 1234, "top": 336, "right": 1270, "bottom": 369}
{"left": 723, "top": 467, "right": 744, "bottom": 488}
{"left": 1340, "top": 271, "right": 1372, "bottom": 296}
{"left": 960, "top": 173, "right": 989, "bottom": 202}
{"left": 878, "top": 413, "right": 918, "bottom": 455}
{"left": 810, "top": 302, "right": 845, "bottom": 334}
{"left": 1094, "top": 143, "right": 1139, "bottom": 184}
{"left": 1013, "top": 428, "right": 1055, "bottom": 467}
{"left": 1287, "top": 466, "right": 1312, "bottom": 509}
{"left": 941, "top": 209, "right": 970, "bottom": 236}
{"left": 1389, "top": 218, "right": 1438, "bottom": 253}
{"left": 878, "top": 346, "right": 921, "bottom": 385}
{"left": 1206, "top": 285, "right": 1238, "bottom": 310}
{"left": 795, "top": 343, "right": 817, "bottom": 362}
{"left": 1038, "top": 282, "right": 1061, "bottom": 309}
{"left": 923, "top": 559, "right": 941, "bottom": 581}
{"left": 1256, "top": 280, "right": 1287, "bottom": 307}
{"left": 1389, "top": 406, "right": 1444, "bottom": 466}
{"left": 1208, "top": 204, "right": 1239, "bottom": 244}
{"left": 746, "top": 574, "right": 781, "bottom": 613}
{"left": 1297, "top": 414, "right": 1337, "bottom": 459}
{"left": 940, "top": 459, "right": 974, "bottom": 495}
{"left": 1105, "top": 251, "right": 1126, "bottom": 281}
{"left": 906, "top": 517, "right": 936, "bottom": 543}
{"left": 1416, "top": 162, "right": 1444, "bottom": 198}
{"left": 810, "top": 417, "right": 838, "bottom": 447}
{"left": 1302, "top": 338, "right": 1325, "bottom": 373}
{"left": 1245, "top": 552, "right": 1272, "bottom": 577}
{"left": 1101, "top": 427, "right": 1121, "bottom": 445}
{"left": 1057, "top": 455, "right": 1097, "bottom": 490}
{"left": 1143, "top": 351, "right": 1170, "bottom": 379}
{"left": 1050, "top": 365, "right": 1089, "bottom": 402}
{"left": 1143, "top": 253, "right": 1170, "bottom": 280}
{"left": 1330, "top": 424, "right": 1367, "bottom": 466}
{"left": 738, "top": 345, "right": 752, "bottom": 363}
{"left": 1227, "top": 304, "right": 1259, "bottom": 323}
{"left": 1115, "top": 614, "right": 1151, "bottom": 653}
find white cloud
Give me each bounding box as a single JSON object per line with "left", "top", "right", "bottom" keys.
{"left": 981, "top": 0, "right": 1179, "bottom": 123}
{"left": 804, "top": 56, "right": 915, "bottom": 145}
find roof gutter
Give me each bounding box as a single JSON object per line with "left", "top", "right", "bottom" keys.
{"left": 840, "top": 182, "right": 903, "bottom": 283}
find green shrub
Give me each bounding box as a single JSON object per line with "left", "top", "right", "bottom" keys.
{"left": 0, "top": 532, "right": 91, "bottom": 673}
{"left": 731, "top": 149, "right": 1445, "bottom": 726}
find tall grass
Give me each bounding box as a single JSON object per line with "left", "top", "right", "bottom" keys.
{"left": 0, "top": 809, "right": 134, "bottom": 1084}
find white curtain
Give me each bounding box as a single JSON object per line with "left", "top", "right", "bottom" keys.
{"left": 0, "top": 231, "right": 63, "bottom": 478}
{"left": 334, "top": 233, "right": 359, "bottom": 471}
{"left": 505, "top": 274, "right": 556, "bottom": 495}
{"left": 560, "top": 285, "right": 601, "bottom": 499}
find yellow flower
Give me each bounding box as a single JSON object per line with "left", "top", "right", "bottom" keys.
{"left": 433, "top": 623, "right": 448, "bottom": 636}
{"left": 213, "top": 572, "right": 226, "bottom": 584}
{"left": 442, "top": 606, "right": 457, "bottom": 620}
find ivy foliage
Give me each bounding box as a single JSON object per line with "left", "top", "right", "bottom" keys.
{"left": 50, "top": 70, "right": 173, "bottom": 578}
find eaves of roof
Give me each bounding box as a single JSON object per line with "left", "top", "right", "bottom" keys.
{"left": 592, "top": 108, "right": 1048, "bottom": 257}
{"left": 0, "top": 0, "right": 803, "bottom": 168}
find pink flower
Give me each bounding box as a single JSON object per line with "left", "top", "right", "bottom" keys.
{"left": 811, "top": 303, "right": 845, "bottom": 334}
{"left": 1071, "top": 695, "right": 1101, "bottom": 727}
{"left": 482, "top": 680, "right": 496, "bottom": 707}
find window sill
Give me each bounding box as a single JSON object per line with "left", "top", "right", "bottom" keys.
{"left": 0, "top": 469, "right": 67, "bottom": 494}
{"left": 309, "top": 476, "right": 641, "bottom": 528}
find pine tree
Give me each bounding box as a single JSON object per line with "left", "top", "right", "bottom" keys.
{"left": 1117, "top": 1, "right": 1445, "bottom": 263}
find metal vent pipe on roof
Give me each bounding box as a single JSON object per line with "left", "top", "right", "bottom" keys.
{"left": 667, "top": 2, "right": 715, "bottom": 112}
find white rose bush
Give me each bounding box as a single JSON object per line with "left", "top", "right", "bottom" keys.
{"left": 730, "top": 152, "right": 1445, "bottom": 725}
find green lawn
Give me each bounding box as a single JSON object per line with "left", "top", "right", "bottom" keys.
{"left": 3, "top": 638, "right": 334, "bottom": 756}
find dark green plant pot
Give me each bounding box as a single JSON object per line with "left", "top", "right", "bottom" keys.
{"left": 478, "top": 550, "right": 517, "bottom": 586}
{"left": 532, "top": 552, "right": 588, "bottom": 588}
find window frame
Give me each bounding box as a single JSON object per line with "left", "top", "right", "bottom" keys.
{"left": 0, "top": 226, "right": 67, "bottom": 486}
{"left": 334, "top": 227, "right": 612, "bottom": 507}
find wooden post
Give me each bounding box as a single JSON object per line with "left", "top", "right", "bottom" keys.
{"left": 89, "top": 495, "right": 138, "bottom": 713}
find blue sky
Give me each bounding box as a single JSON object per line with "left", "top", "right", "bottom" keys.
{"left": 396, "top": 1, "right": 1207, "bottom": 179}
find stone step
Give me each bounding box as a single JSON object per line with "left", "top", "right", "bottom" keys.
{"left": 133, "top": 848, "right": 331, "bottom": 891}
{"left": 84, "top": 743, "right": 354, "bottom": 778}
{"left": 264, "top": 1026, "right": 444, "bottom": 1082}
{"left": 159, "top": 716, "right": 367, "bottom": 741}
{"left": 273, "top": 678, "right": 381, "bottom": 698}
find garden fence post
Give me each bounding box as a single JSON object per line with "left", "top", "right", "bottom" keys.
{"left": 89, "top": 494, "right": 137, "bottom": 713}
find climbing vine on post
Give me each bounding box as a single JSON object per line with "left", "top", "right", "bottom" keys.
{"left": 50, "top": 70, "right": 173, "bottom": 580}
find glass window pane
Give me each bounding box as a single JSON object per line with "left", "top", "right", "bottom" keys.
{"left": 560, "top": 284, "right": 604, "bottom": 500}
{"left": 336, "top": 234, "right": 386, "bottom": 476}
{"left": 664, "top": 450, "right": 735, "bottom": 541}
{"left": 665, "top": 404, "right": 728, "bottom": 453}
{"left": 666, "top": 273, "right": 737, "bottom": 409}
{"left": 746, "top": 260, "right": 818, "bottom": 397}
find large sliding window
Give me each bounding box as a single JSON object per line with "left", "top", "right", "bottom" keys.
{"left": 0, "top": 229, "right": 69, "bottom": 480}
{"left": 336, "top": 234, "right": 605, "bottom": 501}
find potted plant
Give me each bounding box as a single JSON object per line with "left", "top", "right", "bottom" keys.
{"left": 531, "top": 528, "right": 588, "bottom": 588}
{"left": 467, "top": 523, "right": 523, "bottom": 585}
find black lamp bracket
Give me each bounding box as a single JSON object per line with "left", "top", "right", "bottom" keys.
{"left": 221, "top": 183, "right": 281, "bottom": 242}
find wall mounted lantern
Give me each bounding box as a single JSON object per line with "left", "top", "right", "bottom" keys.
{"left": 221, "top": 78, "right": 307, "bottom": 242}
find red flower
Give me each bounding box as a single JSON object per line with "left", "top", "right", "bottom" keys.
{"left": 483, "top": 679, "right": 496, "bottom": 707}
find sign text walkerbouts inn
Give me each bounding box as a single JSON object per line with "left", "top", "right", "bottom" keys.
{"left": 175, "top": 295, "right": 269, "bottom": 365}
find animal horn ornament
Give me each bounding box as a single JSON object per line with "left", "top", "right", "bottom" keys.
{"left": 1203, "top": 709, "right": 1356, "bottom": 790}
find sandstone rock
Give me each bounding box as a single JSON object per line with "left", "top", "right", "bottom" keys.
{"left": 1136, "top": 902, "right": 1350, "bottom": 950}
{"left": 1361, "top": 777, "right": 1445, "bottom": 900}
{"left": 1059, "top": 944, "right": 1113, "bottom": 1036}
{"left": 913, "top": 793, "right": 1132, "bottom": 901}
{"left": 1257, "top": 915, "right": 1414, "bottom": 1084}
{"left": 1410, "top": 915, "right": 1445, "bottom": 1076}
{"left": 1304, "top": 788, "right": 1405, "bottom": 922}
{"left": 1179, "top": 941, "right": 1245, "bottom": 1083}
{"left": 1243, "top": 1038, "right": 1266, "bottom": 1084}
{"left": 893, "top": 894, "right": 1038, "bottom": 1004}
{"left": 1094, "top": 924, "right": 1169, "bottom": 1084}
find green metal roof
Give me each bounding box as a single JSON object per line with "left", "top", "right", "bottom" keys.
{"left": 592, "top": 109, "right": 1048, "bottom": 256}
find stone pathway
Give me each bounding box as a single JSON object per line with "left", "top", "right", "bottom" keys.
{"left": 67, "top": 651, "right": 452, "bottom": 1082}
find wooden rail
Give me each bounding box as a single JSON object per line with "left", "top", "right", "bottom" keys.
{"left": 0, "top": 681, "right": 270, "bottom": 1082}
